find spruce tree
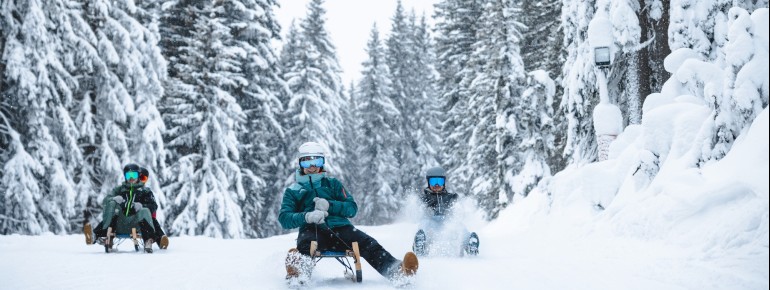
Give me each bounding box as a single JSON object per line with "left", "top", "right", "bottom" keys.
{"left": 161, "top": 1, "right": 247, "bottom": 238}
{"left": 433, "top": 0, "right": 484, "bottom": 195}
{"left": 281, "top": 0, "right": 345, "bottom": 179}
{"left": 355, "top": 24, "right": 401, "bottom": 225}
{"left": 0, "top": 0, "right": 80, "bottom": 233}
{"left": 464, "top": 0, "right": 526, "bottom": 218}
{"left": 225, "top": 0, "right": 289, "bottom": 238}
{"left": 560, "top": 0, "right": 599, "bottom": 164}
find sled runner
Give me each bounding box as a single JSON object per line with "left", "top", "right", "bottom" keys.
{"left": 309, "top": 240, "right": 363, "bottom": 283}
{"left": 103, "top": 227, "right": 144, "bottom": 253}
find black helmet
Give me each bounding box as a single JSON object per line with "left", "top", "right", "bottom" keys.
{"left": 139, "top": 167, "right": 150, "bottom": 183}
{"left": 123, "top": 163, "right": 140, "bottom": 174}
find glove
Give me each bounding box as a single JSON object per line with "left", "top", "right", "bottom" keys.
{"left": 313, "top": 197, "right": 329, "bottom": 212}
{"left": 304, "top": 210, "right": 328, "bottom": 224}
{"left": 112, "top": 196, "right": 125, "bottom": 204}
{"left": 133, "top": 202, "right": 143, "bottom": 212}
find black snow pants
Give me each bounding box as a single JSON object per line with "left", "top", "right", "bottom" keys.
{"left": 296, "top": 224, "right": 400, "bottom": 277}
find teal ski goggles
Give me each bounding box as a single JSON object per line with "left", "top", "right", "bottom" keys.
{"left": 428, "top": 177, "right": 445, "bottom": 187}
{"left": 125, "top": 171, "right": 139, "bottom": 180}
{"left": 299, "top": 156, "right": 324, "bottom": 168}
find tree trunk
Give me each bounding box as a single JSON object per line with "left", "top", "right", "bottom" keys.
{"left": 637, "top": 0, "right": 671, "bottom": 107}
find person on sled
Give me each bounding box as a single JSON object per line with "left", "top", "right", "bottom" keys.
{"left": 138, "top": 167, "right": 169, "bottom": 249}
{"left": 83, "top": 163, "right": 158, "bottom": 253}
{"left": 279, "top": 142, "right": 419, "bottom": 282}
{"left": 412, "top": 166, "right": 479, "bottom": 256}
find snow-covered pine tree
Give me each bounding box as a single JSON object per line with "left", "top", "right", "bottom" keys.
{"left": 518, "top": 0, "right": 564, "bottom": 78}
{"left": 511, "top": 71, "right": 557, "bottom": 200}
{"left": 355, "top": 24, "right": 401, "bottom": 225}
{"left": 161, "top": 1, "right": 247, "bottom": 238}
{"left": 281, "top": 0, "right": 345, "bottom": 180}
{"left": 277, "top": 19, "right": 303, "bottom": 188}
{"left": 0, "top": 0, "right": 80, "bottom": 234}
{"left": 222, "top": 0, "right": 289, "bottom": 238}
{"left": 410, "top": 13, "right": 441, "bottom": 177}
{"left": 668, "top": 1, "right": 768, "bottom": 161}
{"left": 516, "top": 0, "right": 567, "bottom": 173}
{"left": 339, "top": 81, "right": 363, "bottom": 196}
{"left": 75, "top": 0, "right": 168, "bottom": 229}
{"left": 433, "top": 0, "right": 484, "bottom": 195}
{"left": 560, "top": 0, "right": 599, "bottom": 165}
{"left": 722, "top": 7, "right": 769, "bottom": 141}
{"left": 708, "top": 6, "right": 769, "bottom": 161}
{"left": 464, "top": 0, "right": 526, "bottom": 218}
{"left": 385, "top": 1, "right": 414, "bottom": 195}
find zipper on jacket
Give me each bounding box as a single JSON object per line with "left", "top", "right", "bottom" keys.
{"left": 125, "top": 184, "right": 135, "bottom": 216}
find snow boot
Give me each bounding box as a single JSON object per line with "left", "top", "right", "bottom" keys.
{"left": 83, "top": 222, "right": 93, "bottom": 245}
{"left": 400, "top": 252, "right": 419, "bottom": 276}
{"left": 413, "top": 229, "right": 427, "bottom": 256}
{"left": 466, "top": 232, "right": 479, "bottom": 256}
{"left": 286, "top": 248, "right": 312, "bottom": 286}
{"left": 159, "top": 235, "right": 169, "bottom": 249}
{"left": 144, "top": 238, "right": 154, "bottom": 254}
{"left": 285, "top": 248, "right": 303, "bottom": 279}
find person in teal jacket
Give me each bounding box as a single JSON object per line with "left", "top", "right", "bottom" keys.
{"left": 280, "top": 142, "right": 418, "bottom": 282}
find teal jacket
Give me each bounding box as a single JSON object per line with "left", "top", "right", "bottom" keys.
{"left": 279, "top": 170, "right": 357, "bottom": 229}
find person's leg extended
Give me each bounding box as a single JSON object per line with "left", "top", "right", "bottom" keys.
{"left": 134, "top": 208, "right": 156, "bottom": 242}
{"left": 332, "top": 225, "right": 401, "bottom": 277}
{"left": 100, "top": 200, "right": 118, "bottom": 231}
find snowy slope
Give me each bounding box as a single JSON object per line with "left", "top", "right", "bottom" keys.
{"left": 2, "top": 108, "right": 766, "bottom": 290}
{"left": 1, "top": 218, "right": 766, "bottom": 290}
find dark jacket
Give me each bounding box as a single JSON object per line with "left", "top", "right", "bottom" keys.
{"left": 420, "top": 188, "right": 458, "bottom": 216}
{"left": 279, "top": 170, "right": 357, "bottom": 229}
{"left": 106, "top": 182, "right": 158, "bottom": 216}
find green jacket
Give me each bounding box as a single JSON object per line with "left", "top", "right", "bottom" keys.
{"left": 279, "top": 170, "right": 357, "bottom": 229}
{"left": 103, "top": 182, "right": 158, "bottom": 215}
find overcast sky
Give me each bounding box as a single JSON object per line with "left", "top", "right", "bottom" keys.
{"left": 274, "top": 0, "right": 438, "bottom": 85}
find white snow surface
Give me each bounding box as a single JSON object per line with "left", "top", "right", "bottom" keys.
{"left": 0, "top": 220, "right": 760, "bottom": 290}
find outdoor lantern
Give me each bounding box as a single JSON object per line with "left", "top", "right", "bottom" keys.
{"left": 588, "top": 15, "right": 614, "bottom": 68}
{"left": 594, "top": 46, "right": 611, "bottom": 67}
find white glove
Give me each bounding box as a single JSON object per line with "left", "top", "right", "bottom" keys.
{"left": 313, "top": 197, "right": 329, "bottom": 212}
{"left": 112, "top": 196, "right": 125, "bottom": 204}
{"left": 304, "top": 210, "right": 328, "bottom": 224}
{"left": 133, "top": 202, "right": 143, "bottom": 212}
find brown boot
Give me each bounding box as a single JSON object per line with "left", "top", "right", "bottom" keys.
{"left": 159, "top": 235, "right": 169, "bottom": 249}
{"left": 83, "top": 223, "right": 93, "bottom": 245}
{"left": 400, "top": 252, "right": 419, "bottom": 276}
{"left": 286, "top": 248, "right": 302, "bottom": 279}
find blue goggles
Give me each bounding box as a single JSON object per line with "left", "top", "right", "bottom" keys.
{"left": 125, "top": 171, "right": 139, "bottom": 180}
{"left": 299, "top": 156, "right": 324, "bottom": 168}
{"left": 428, "top": 177, "right": 445, "bottom": 187}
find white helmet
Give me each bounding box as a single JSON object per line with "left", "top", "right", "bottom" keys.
{"left": 298, "top": 142, "right": 325, "bottom": 159}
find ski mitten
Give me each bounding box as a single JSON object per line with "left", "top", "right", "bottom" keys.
{"left": 313, "top": 197, "right": 329, "bottom": 212}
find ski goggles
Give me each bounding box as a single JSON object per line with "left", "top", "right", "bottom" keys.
{"left": 139, "top": 174, "right": 149, "bottom": 183}
{"left": 125, "top": 171, "right": 139, "bottom": 180}
{"left": 299, "top": 156, "right": 324, "bottom": 168}
{"left": 428, "top": 177, "right": 445, "bottom": 187}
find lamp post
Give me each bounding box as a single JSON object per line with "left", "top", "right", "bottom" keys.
{"left": 588, "top": 15, "right": 623, "bottom": 162}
